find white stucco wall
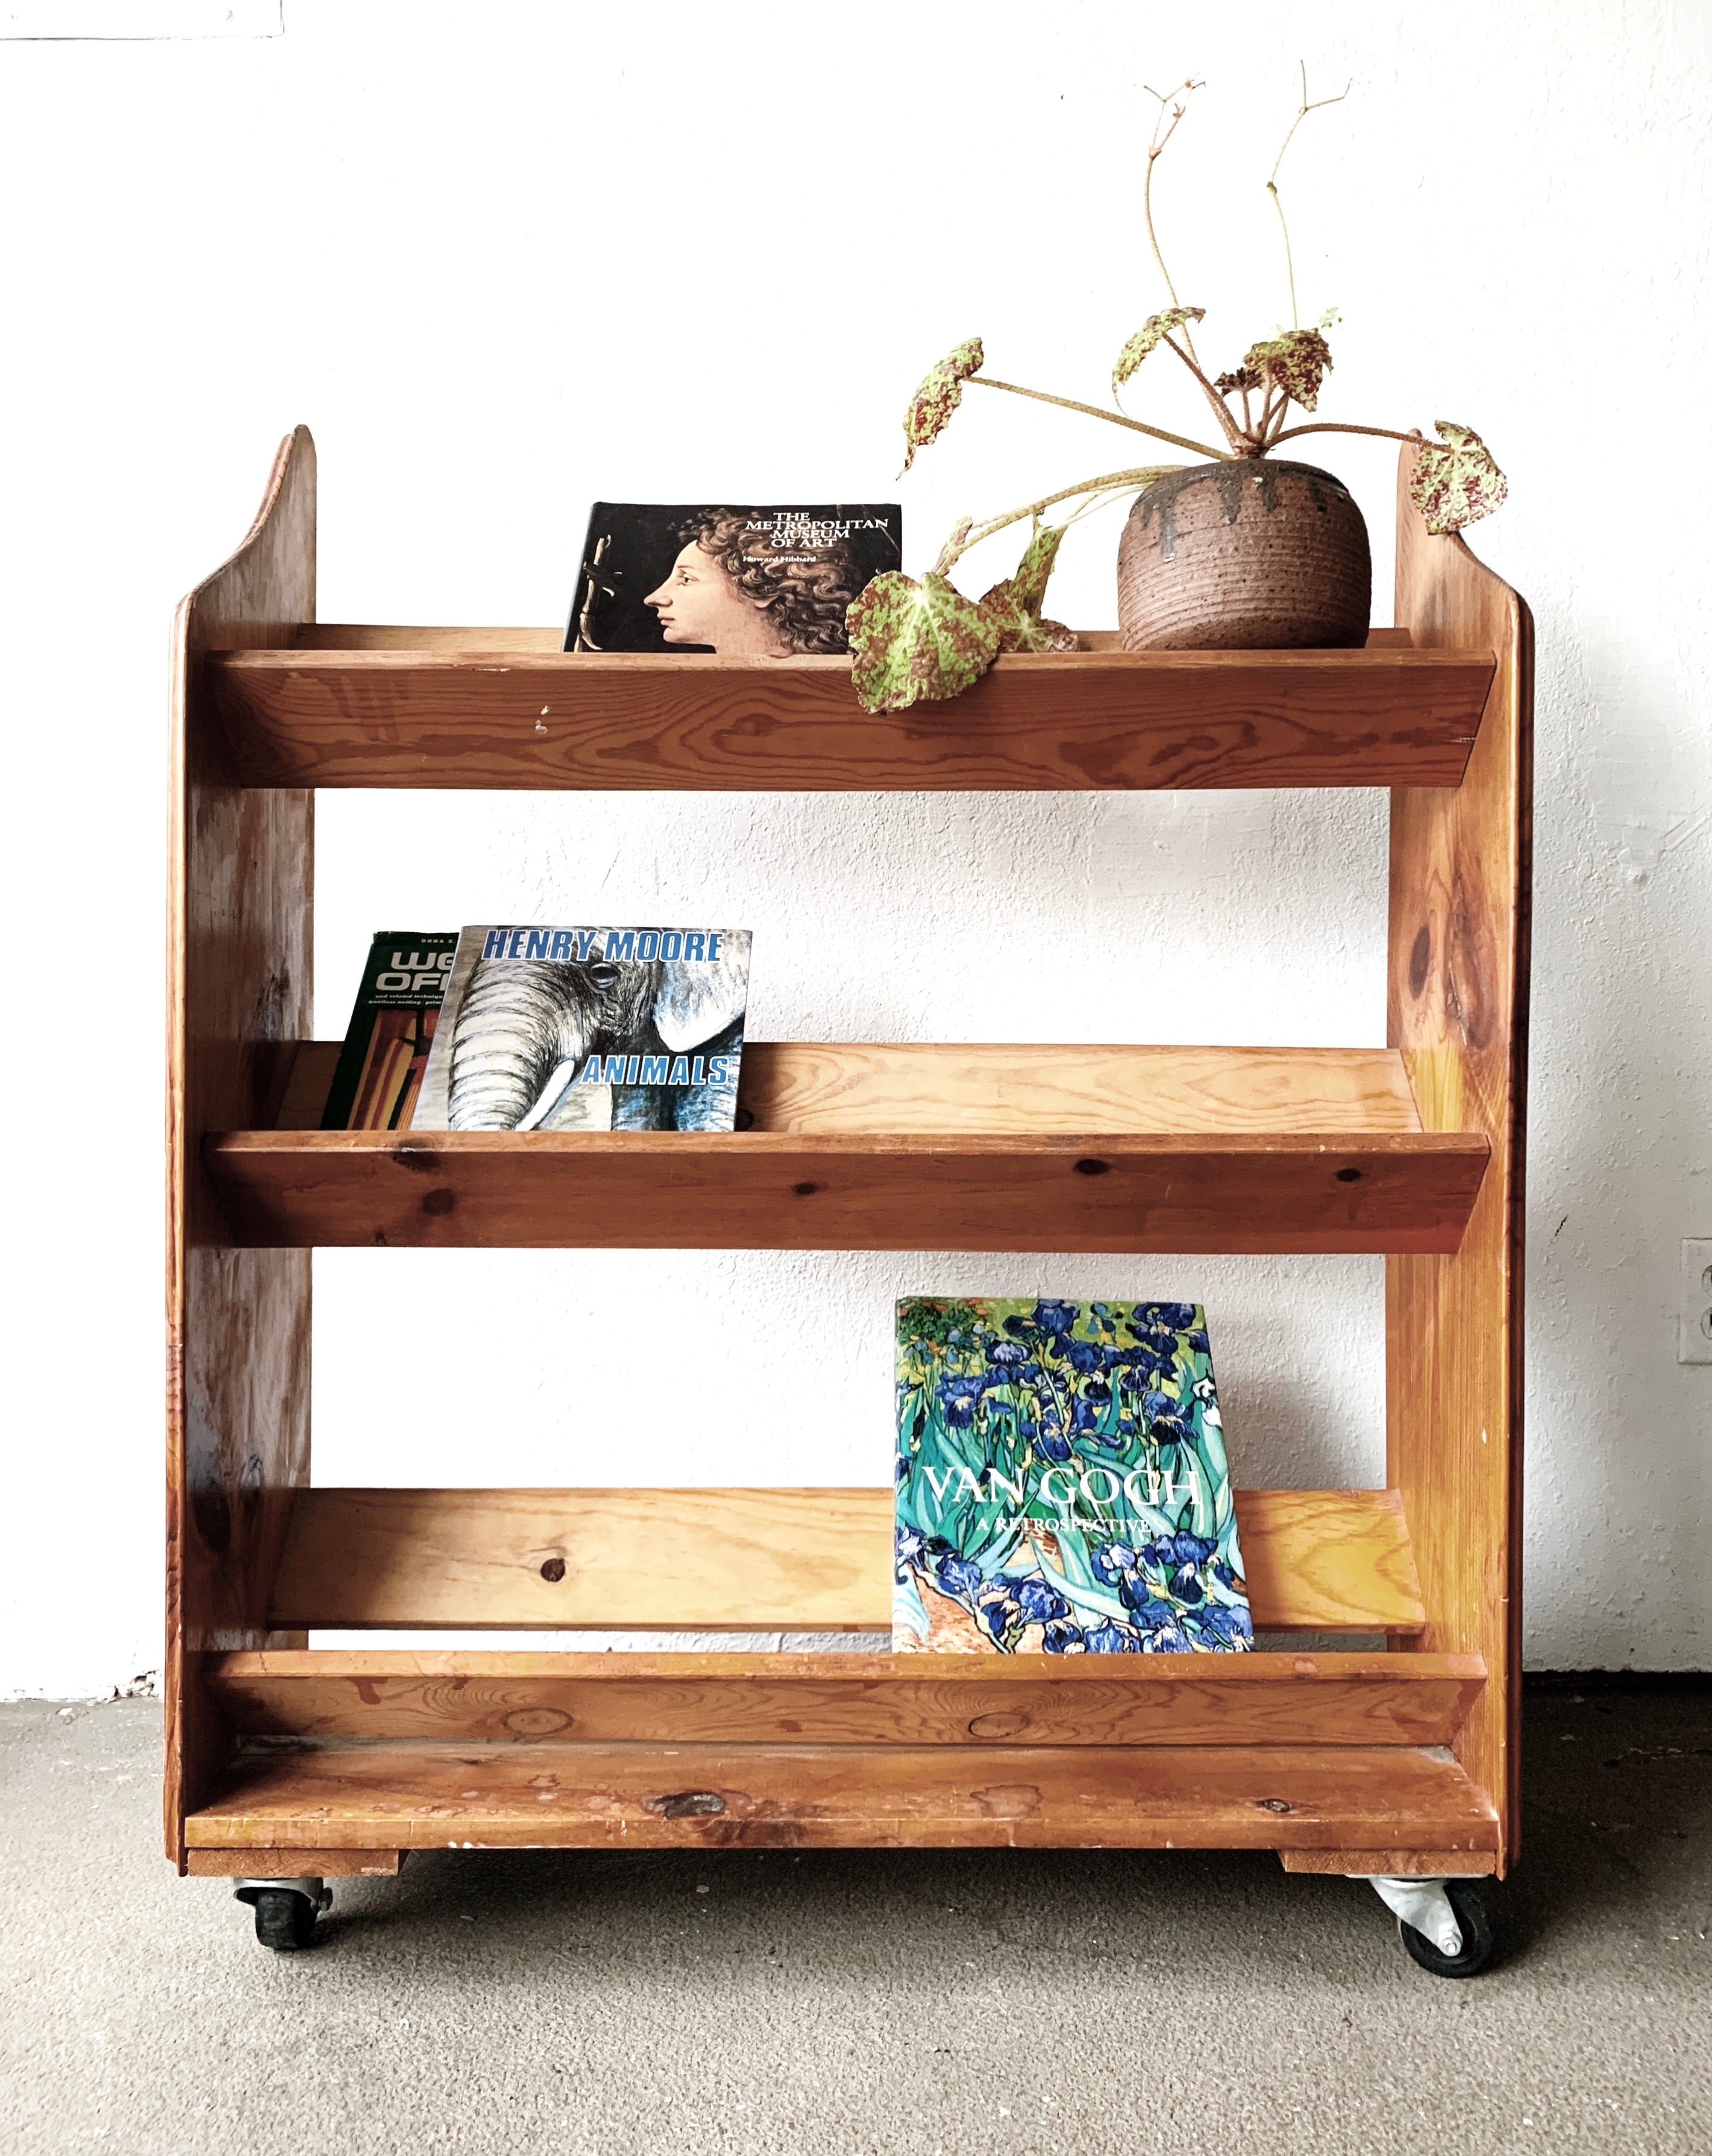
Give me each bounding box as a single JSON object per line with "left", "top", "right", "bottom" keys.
{"left": 1, "top": 0, "right": 1705, "bottom": 1693}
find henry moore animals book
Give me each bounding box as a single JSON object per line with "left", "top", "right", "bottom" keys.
{"left": 566, "top": 503, "right": 902, "bottom": 655}
{"left": 894, "top": 1297, "right": 1252, "bottom": 1655}
{"left": 412, "top": 926, "right": 751, "bottom": 1133}
{"left": 321, "top": 932, "right": 457, "bottom": 1131}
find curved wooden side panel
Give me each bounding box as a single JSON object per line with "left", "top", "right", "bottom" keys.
{"left": 166, "top": 428, "right": 318, "bottom": 1867}
{"left": 1389, "top": 450, "right": 1532, "bottom": 1872}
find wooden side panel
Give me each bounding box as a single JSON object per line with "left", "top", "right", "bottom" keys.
{"left": 167, "top": 428, "right": 317, "bottom": 1868}
{"left": 282, "top": 1039, "right": 1426, "bottom": 1138}
{"left": 204, "top": 1126, "right": 1488, "bottom": 1256}
{"left": 266, "top": 1486, "right": 1425, "bottom": 1635}
{"left": 209, "top": 1647, "right": 1485, "bottom": 1749}
{"left": 1389, "top": 450, "right": 1532, "bottom": 1873}
{"left": 207, "top": 642, "right": 1491, "bottom": 792}
{"left": 183, "top": 1740, "right": 1499, "bottom": 1854}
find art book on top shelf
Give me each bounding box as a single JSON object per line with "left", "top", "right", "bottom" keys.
{"left": 894, "top": 1297, "right": 1252, "bottom": 1656}
{"left": 320, "top": 932, "right": 457, "bottom": 1131}
{"left": 411, "top": 926, "right": 751, "bottom": 1133}
{"left": 566, "top": 503, "right": 902, "bottom": 656}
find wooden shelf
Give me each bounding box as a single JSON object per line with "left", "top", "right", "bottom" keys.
{"left": 205, "top": 624, "right": 1493, "bottom": 792}
{"left": 212, "top": 1038, "right": 1486, "bottom": 1253}
{"left": 181, "top": 1736, "right": 1499, "bottom": 1856}
{"left": 265, "top": 1485, "right": 1428, "bottom": 1636}
{"left": 165, "top": 428, "right": 1531, "bottom": 1888}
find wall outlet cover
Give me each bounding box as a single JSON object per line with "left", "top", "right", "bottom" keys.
{"left": 1681, "top": 1239, "right": 1712, "bottom": 1366}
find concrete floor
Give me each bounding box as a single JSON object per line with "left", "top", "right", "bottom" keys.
{"left": 1, "top": 1684, "right": 1707, "bottom": 2156}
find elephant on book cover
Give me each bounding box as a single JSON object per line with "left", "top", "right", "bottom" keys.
{"left": 446, "top": 947, "right": 747, "bottom": 1132}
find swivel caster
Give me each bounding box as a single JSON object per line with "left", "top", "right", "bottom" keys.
{"left": 1364, "top": 1874, "right": 1494, "bottom": 1977}
{"left": 233, "top": 1876, "right": 333, "bottom": 1951}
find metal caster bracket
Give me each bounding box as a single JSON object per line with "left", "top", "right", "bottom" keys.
{"left": 1360, "top": 1873, "right": 1463, "bottom": 1956}
{"left": 231, "top": 1876, "right": 333, "bottom": 1913}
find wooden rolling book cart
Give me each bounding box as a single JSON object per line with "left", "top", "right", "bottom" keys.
{"left": 168, "top": 427, "right": 1529, "bottom": 1969}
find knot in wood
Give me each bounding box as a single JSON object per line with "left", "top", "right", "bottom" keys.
{"left": 647, "top": 1791, "right": 727, "bottom": 1819}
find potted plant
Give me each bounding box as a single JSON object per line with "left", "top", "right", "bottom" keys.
{"left": 847, "top": 76, "right": 1508, "bottom": 713}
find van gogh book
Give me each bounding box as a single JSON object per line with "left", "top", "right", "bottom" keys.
{"left": 566, "top": 503, "right": 902, "bottom": 656}
{"left": 411, "top": 926, "right": 751, "bottom": 1133}
{"left": 894, "top": 1297, "right": 1252, "bottom": 1655}
{"left": 321, "top": 932, "right": 457, "bottom": 1131}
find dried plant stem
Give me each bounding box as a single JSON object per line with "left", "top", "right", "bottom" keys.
{"left": 1143, "top": 80, "right": 1204, "bottom": 363}
{"left": 1161, "top": 334, "right": 1248, "bottom": 450}
{"left": 1267, "top": 64, "right": 1350, "bottom": 329}
{"left": 967, "top": 375, "right": 1225, "bottom": 461}
{"left": 937, "top": 465, "right": 1182, "bottom": 572}
{"left": 1269, "top": 421, "right": 1426, "bottom": 450}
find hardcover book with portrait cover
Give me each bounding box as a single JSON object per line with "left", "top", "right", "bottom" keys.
{"left": 894, "top": 1297, "right": 1253, "bottom": 1655}
{"left": 412, "top": 924, "right": 751, "bottom": 1133}
{"left": 566, "top": 503, "right": 902, "bottom": 656}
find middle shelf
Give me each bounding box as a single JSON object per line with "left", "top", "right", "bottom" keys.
{"left": 208, "top": 1038, "right": 1484, "bottom": 1253}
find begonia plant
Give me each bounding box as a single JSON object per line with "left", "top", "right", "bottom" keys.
{"left": 847, "top": 75, "right": 1507, "bottom": 713}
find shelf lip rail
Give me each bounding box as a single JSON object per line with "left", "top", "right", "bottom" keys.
{"left": 204, "top": 635, "right": 1495, "bottom": 794}
{"left": 201, "top": 1122, "right": 1490, "bottom": 1256}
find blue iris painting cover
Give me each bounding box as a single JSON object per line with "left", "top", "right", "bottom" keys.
{"left": 894, "top": 1297, "right": 1253, "bottom": 1656}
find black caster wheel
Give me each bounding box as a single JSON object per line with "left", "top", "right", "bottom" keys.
{"left": 1398, "top": 1879, "right": 1494, "bottom": 1977}
{"left": 237, "top": 1884, "right": 322, "bottom": 1951}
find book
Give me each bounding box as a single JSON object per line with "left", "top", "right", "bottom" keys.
{"left": 410, "top": 924, "right": 752, "bottom": 1133}
{"left": 893, "top": 1297, "right": 1253, "bottom": 1655}
{"left": 320, "top": 932, "right": 457, "bottom": 1131}
{"left": 566, "top": 502, "right": 902, "bottom": 656}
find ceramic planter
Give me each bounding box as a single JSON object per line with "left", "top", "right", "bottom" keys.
{"left": 1117, "top": 459, "right": 1371, "bottom": 650}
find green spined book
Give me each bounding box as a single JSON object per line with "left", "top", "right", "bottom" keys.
{"left": 894, "top": 1297, "right": 1252, "bottom": 1655}
{"left": 320, "top": 932, "right": 457, "bottom": 1132}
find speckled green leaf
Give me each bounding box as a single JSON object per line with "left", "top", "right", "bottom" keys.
{"left": 1243, "top": 327, "right": 1333, "bottom": 411}
{"left": 1112, "top": 307, "right": 1205, "bottom": 393}
{"left": 977, "top": 522, "right": 1077, "bottom": 654}
{"left": 900, "top": 338, "right": 985, "bottom": 474}
{"left": 1408, "top": 421, "right": 1509, "bottom": 534}
{"left": 847, "top": 570, "right": 1002, "bottom": 712}
{"left": 980, "top": 588, "right": 1077, "bottom": 653}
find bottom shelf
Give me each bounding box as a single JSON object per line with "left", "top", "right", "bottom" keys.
{"left": 193, "top": 1481, "right": 1494, "bottom": 1864}
{"left": 183, "top": 1735, "right": 1499, "bottom": 1856}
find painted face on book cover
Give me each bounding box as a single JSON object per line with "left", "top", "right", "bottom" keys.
{"left": 645, "top": 542, "right": 790, "bottom": 657}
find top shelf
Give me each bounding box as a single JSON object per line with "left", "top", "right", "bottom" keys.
{"left": 204, "top": 624, "right": 1494, "bottom": 793}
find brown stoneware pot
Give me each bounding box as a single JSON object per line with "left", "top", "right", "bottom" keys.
{"left": 1117, "top": 459, "right": 1370, "bottom": 650}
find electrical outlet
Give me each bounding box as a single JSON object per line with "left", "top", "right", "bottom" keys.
{"left": 1682, "top": 1239, "right": 1712, "bottom": 1365}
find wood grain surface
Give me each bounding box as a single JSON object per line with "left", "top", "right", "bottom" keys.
{"left": 284, "top": 1038, "right": 1425, "bottom": 1138}
{"left": 1279, "top": 1847, "right": 1496, "bottom": 1877}
{"left": 184, "top": 1848, "right": 403, "bottom": 1878}
{"left": 166, "top": 426, "right": 317, "bottom": 1871}
{"left": 205, "top": 1125, "right": 1487, "bottom": 1255}
{"left": 206, "top": 637, "right": 1491, "bottom": 792}
{"left": 1388, "top": 448, "right": 1532, "bottom": 1873}
{"left": 183, "top": 1739, "right": 1499, "bottom": 1853}
{"left": 209, "top": 1647, "right": 1482, "bottom": 1750}
{"left": 163, "top": 434, "right": 1528, "bottom": 1880}
{"left": 265, "top": 1487, "right": 1425, "bottom": 1635}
